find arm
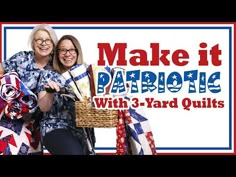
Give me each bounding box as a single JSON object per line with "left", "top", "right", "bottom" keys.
{"left": 38, "top": 91, "right": 54, "bottom": 112}
{"left": 1, "top": 51, "right": 23, "bottom": 76}
{"left": 38, "top": 80, "right": 61, "bottom": 112}
{"left": 0, "top": 63, "right": 5, "bottom": 76}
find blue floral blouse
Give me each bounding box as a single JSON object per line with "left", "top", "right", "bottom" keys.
{"left": 37, "top": 70, "right": 96, "bottom": 154}
{"left": 0, "top": 51, "right": 53, "bottom": 154}
{"left": 37, "top": 70, "right": 83, "bottom": 138}
{"left": 2, "top": 51, "right": 52, "bottom": 93}
{"left": 1, "top": 51, "right": 52, "bottom": 122}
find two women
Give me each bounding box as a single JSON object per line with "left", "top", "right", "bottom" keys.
{"left": 37, "top": 35, "right": 95, "bottom": 155}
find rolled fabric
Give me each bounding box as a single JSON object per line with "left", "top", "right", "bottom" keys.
{"left": 0, "top": 72, "right": 21, "bottom": 102}
{"left": 5, "top": 82, "right": 38, "bottom": 119}
{"left": 3, "top": 73, "right": 38, "bottom": 119}
{"left": 0, "top": 72, "right": 38, "bottom": 120}
{"left": 69, "top": 64, "right": 91, "bottom": 102}
{"left": 0, "top": 72, "right": 21, "bottom": 120}
{"left": 0, "top": 98, "right": 7, "bottom": 119}
{"left": 62, "top": 71, "right": 83, "bottom": 101}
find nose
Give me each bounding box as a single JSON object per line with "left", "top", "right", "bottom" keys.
{"left": 41, "top": 40, "right": 47, "bottom": 45}
{"left": 64, "top": 51, "right": 71, "bottom": 55}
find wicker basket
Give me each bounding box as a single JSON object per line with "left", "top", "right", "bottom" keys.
{"left": 75, "top": 101, "right": 118, "bottom": 128}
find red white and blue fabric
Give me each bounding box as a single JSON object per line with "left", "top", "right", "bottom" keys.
{"left": 116, "top": 108, "right": 157, "bottom": 155}
{"left": 0, "top": 72, "right": 20, "bottom": 118}
{"left": 0, "top": 119, "right": 32, "bottom": 155}
{"left": 116, "top": 110, "right": 129, "bottom": 155}
{"left": 0, "top": 72, "right": 38, "bottom": 155}
{"left": 0, "top": 72, "right": 37, "bottom": 119}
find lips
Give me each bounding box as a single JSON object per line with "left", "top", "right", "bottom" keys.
{"left": 39, "top": 47, "right": 49, "bottom": 51}
{"left": 64, "top": 58, "right": 73, "bottom": 61}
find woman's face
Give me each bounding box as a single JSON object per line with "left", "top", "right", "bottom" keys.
{"left": 33, "top": 30, "right": 53, "bottom": 57}
{"left": 58, "top": 39, "right": 77, "bottom": 70}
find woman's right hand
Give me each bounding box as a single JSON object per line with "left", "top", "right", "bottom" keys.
{"left": 44, "top": 80, "right": 60, "bottom": 93}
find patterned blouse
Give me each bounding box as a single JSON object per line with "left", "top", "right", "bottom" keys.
{"left": 0, "top": 51, "right": 53, "bottom": 154}
{"left": 37, "top": 69, "right": 95, "bottom": 155}
{"left": 2, "top": 51, "right": 52, "bottom": 93}
{"left": 1, "top": 51, "right": 52, "bottom": 122}
{"left": 37, "top": 69, "right": 78, "bottom": 137}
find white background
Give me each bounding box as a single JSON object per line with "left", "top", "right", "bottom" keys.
{"left": 1, "top": 23, "right": 234, "bottom": 153}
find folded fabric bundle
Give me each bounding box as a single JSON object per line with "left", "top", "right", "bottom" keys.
{"left": 5, "top": 92, "right": 38, "bottom": 119}
{"left": 69, "top": 64, "right": 91, "bottom": 102}
{"left": 62, "top": 64, "right": 112, "bottom": 103}
{"left": 116, "top": 107, "right": 157, "bottom": 155}
{"left": 62, "top": 71, "right": 83, "bottom": 101}
{"left": 87, "top": 64, "right": 111, "bottom": 97}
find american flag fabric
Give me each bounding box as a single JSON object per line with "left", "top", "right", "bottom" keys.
{"left": 0, "top": 72, "right": 38, "bottom": 119}
{"left": 0, "top": 72, "right": 21, "bottom": 118}
{"left": 0, "top": 72, "right": 38, "bottom": 155}
{"left": 116, "top": 107, "right": 157, "bottom": 155}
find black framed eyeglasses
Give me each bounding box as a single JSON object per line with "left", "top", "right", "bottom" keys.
{"left": 58, "top": 48, "right": 77, "bottom": 55}
{"left": 34, "top": 38, "right": 52, "bottom": 45}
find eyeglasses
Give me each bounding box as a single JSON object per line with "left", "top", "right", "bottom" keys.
{"left": 58, "top": 49, "right": 77, "bottom": 55}
{"left": 34, "top": 38, "right": 52, "bottom": 45}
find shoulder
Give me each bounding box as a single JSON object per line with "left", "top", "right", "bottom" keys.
{"left": 42, "top": 69, "right": 62, "bottom": 80}
{"left": 11, "top": 50, "right": 33, "bottom": 57}
{"left": 8, "top": 51, "right": 34, "bottom": 61}
{"left": 42, "top": 69, "right": 57, "bottom": 76}
{"left": 41, "top": 70, "right": 66, "bottom": 86}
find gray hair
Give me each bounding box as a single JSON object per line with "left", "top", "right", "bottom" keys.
{"left": 28, "top": 24, "right": 58, "bottom": 49}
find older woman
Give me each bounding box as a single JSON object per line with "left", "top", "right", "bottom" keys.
{"left": 0, "top": 24, "right": 58, "bottom": 155}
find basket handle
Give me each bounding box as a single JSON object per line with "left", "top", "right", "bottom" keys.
{"left": 46, "top": 87, "right": 77, "bottom": 102}
{"left": 61, "top": 94, "right": 76, "bottom": 101}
